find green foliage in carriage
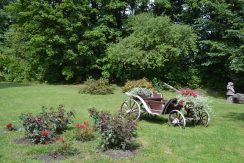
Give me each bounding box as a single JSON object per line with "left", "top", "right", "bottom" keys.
{"left": 88, "top": 108, "right": 137, "bottom": 150}
{"left": 122, "top": 78, "right": 153, "bottom": 93}
{"left": 79, "top": 78, "right": 114, "bottom": 95}
{"left": 177, "top": 89, "right": 212, "bottom": 115}
{"left": 127, "top": 87, "right": 153, "bottom": 99}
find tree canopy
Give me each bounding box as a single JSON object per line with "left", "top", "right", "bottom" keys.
{"left": 0, "top": 0, "right": 243, "bottom": 91}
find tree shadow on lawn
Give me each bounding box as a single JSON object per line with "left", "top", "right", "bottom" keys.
{"left": 223, "top": 112, "right": 244, "bottom": 121}
{"left": 204, "top": 89, "right": 226, "bottom": 99}
{"left": 0, "top": 82, "right": 31, "bottom": 89}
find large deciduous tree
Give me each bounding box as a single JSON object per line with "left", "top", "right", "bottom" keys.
{"left": 103, "top": 14, "right": 199, "bottom": 87}
{"left": 180, "top": 0, "right": 244, "bottom": 90}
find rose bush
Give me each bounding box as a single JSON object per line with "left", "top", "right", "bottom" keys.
{"left": 19, "top": 105, "right": 74, "bottom": 144}
{"left": 89, "top": 108, "right": 137, "bottom": 150}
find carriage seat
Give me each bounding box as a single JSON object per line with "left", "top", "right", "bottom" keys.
{"left": 146, "top": 92, "right": 165, "bottom": 102}
{"left": 144, "top": 92, "right": 166, "bottom": 114}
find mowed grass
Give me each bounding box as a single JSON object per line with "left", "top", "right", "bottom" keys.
{"left": 0, "top": 82, "right": 243, "bottom": 163}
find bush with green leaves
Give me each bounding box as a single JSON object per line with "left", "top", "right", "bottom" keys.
{"left": 122, "top": 78, "right": 153, "bottom": 93}
{"left": 89, "top": 108, "right": 137, "bottom": 150}
{"left": 19, "top": 105, "right": 75, "bottom": 144}
{"left": 79, "top": 78, "right": 114, "bottom": 95}
{"left": 104, "top": 13, "right": 199, "bottom": 88}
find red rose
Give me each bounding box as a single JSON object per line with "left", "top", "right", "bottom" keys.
{"left": 42, "top": 131, "right": 49, "bottom": 136}
{"left": 44, "top": 141, "right": 48, "bottom": 145}
{"left": 75, "top": 123, "right": 82, "bottom": 128}
{"left": 80, "top": 125, "right": 85, "bottom": 129}
{"left": 6, "top": 123, "right": 12, "bottom": 128}
{"left": 84, "top": 120, "right": 89, "bottom": 126}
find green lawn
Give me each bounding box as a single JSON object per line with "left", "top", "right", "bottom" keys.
{"left": 0, "top": 82, "right": 243, "bottom": 163}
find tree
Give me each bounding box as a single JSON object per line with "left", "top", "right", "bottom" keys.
{"left": 103, "top": 13, "right": 199, "bottom": 87}
{"left": 180, "top": 0, "right": 244, "bottom": 90}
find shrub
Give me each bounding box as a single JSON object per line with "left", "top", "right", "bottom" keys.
{"left": 152, "top": 78, "right": 169, "bottom": 91}
{"left": 45, "top": 105, "right": 75, "bottom": 134}
{"left": 122, "top": 78, "right": 153, "bottom": 92}
{"left": 89, "top": 108, "right": 137, "bottom": 150}
{"left": 79, "top": 78, "right": 114, "bottom": 95}
{"left": 19, "top": 105, "right": 74, "bottom": 144}
{"left": 74, "top": 121, "right": 94, "bottom": 142}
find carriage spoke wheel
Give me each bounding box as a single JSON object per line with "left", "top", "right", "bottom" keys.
{"left": 120, "top": 99, "right": 140, "bottom": 121}
{"left": 197, "top": 110, "right": 210, "bottom": 127}
{"left": 168, "top": 110, "right": 186, "bottom": 128}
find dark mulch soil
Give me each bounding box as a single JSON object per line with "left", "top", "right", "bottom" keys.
{"left": 37, "top": 152, "right": 66, "bottom": 163}
{"left": 104, "top": 149, "right": 137, "bottom": 159}
{"left": 13, "top": 137, "right": 33, "bottom": 145}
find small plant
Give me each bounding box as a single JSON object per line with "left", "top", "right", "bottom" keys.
{"left": 50, "top": 137, "right": 79, "bottom": 156}
{"left": 89, "top": 108, "right": 137, "bottom": 150}
{"left": 122, "top": 78, "right": 153, "bottom": 92}
{"left": 5, "top": 123, "right": 16, "bottom": 131}
{"left": 88, "top": 108, "right": 112, "bottom": 132}
{"left": 19, "top": 105, "right": 75, "bottom": 144}
{"left": 127, "top": 87, "right": 152, "bottom": 98}
{"left": 74, "top": 121, "right": 94, "bottom": 142}
{"left": 79, "top": 78, "right": 114, "bottom": 95}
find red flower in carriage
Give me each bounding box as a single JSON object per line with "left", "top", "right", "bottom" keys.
{"left": 180, "top": 89, "right": 198, "bottom": 97}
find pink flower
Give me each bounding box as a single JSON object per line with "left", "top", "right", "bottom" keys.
{"left": 44, "top": 141, "right": 49, "bottom": 145}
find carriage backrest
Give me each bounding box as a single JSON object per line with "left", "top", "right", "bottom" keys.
{"left": 152, "top": 92, "right": 163, "bottom": 99}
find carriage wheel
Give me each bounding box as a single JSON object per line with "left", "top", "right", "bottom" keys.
{"left": 120, "top": 99, "right": 140, "bottom": 121}
{"left": 168, "top": 110, "right": 186, "bottom": 128}
{"left": 197, "top": 110, "right": 210, "bottom": 127}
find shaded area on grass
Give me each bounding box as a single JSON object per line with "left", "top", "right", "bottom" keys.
{"left": 140, "top": 115, "right": 168, "bottom": 125}
{"left": 0, "top": 82, "right": 31, "bottom": 89}
{"left": 37, "top": 153, "right": 66, "bottom": 163}
{"left": 104, "top": 149, "right": 138, "bottom": 159}
{"left": 224, "top": 112, "right": 244, "bottom": 121}
{"left": 13, "top": 137, "right": 33, "bottom": 145}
